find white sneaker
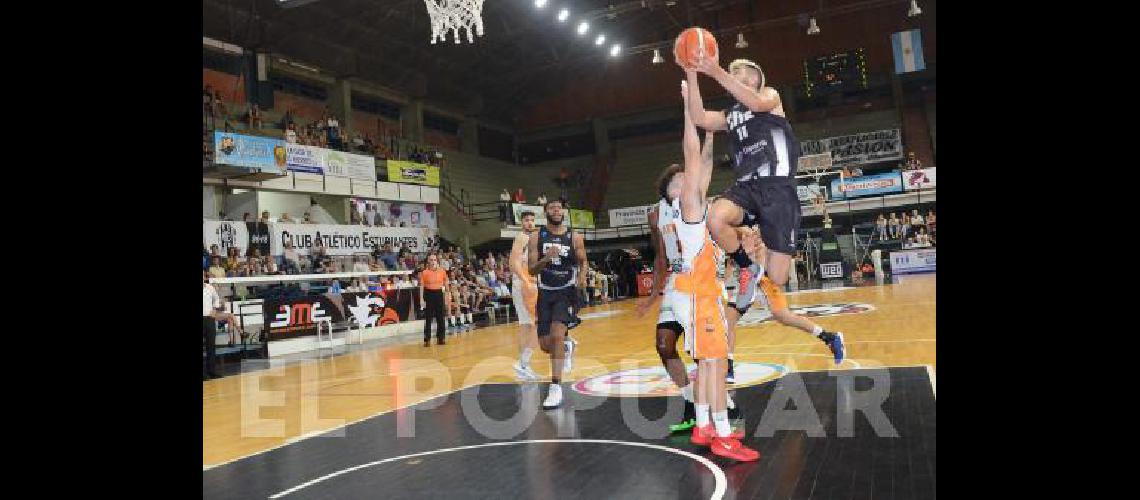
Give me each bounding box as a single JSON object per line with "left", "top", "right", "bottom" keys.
{"left": 543, "top": 384, "right": 563, "bottom": 409}
{"left": 563, "top": 337, "right": 577, "bottom": 374}
{"left": 513, "top": 361, "right": 539, "bottom": 381}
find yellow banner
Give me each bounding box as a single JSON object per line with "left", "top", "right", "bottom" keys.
{"left": 386, "top": 160, "right": 440, "bottom": 187}
{"left": 570, "top": 209, "right": 595, "bottom": 229}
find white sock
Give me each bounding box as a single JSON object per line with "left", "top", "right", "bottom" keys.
{"left": 680, "top": 383, "right": 694, "bottom": 403}
{"left": 712, "top": 410, "right": 732, "bottom": 437}
{"left": 728, "top": 352, "right": 734, "bottom": 361}
{"left": 726, "top": 393, "right": 736, "bottom": 410}
{"left": 465, "top": 313, "right": 472, "bottom": 323}
{"left": 695, "top": 404, "right": 711, "bottom": 428}
{"left": 812, "top": 325, "right": 824, "bottom": 337}
{"left": 520, "top": 347, "right": 534, "bottom": 366}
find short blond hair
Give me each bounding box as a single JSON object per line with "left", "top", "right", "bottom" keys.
{"left": 728, "top": 59, "right": 765, "bottom": 89}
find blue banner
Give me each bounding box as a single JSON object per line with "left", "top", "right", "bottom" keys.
{"left": 830, "top": 172, "right": 904, "bottom": 200}
{"left": 213, "top": 132, "right": 286, "bottom": 173}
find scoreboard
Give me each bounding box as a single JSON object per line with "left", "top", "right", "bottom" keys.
{"left": 803, "top": 48, "right": 868, "bottom": 97}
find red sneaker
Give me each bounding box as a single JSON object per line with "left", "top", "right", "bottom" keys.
{"left": 711, "top": 436, "right": 760, "bottom": 461}
{"left": 690, "top": 424, "right": 714, "bottom": 446}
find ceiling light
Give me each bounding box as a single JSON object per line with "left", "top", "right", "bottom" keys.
{"left": 807, "top": 17, "right": 820, "bottom": 35}
{"left": 609, "top": 44, "right": 622, "bottom": 57}
{"left": 557, "top": 9, "right": 569, "bottom": 22}
{"left": 595, "top": 34, "right": 606, "bottom": 45}
{"left": 908, "top": 0, "right": 922, "bottom": 17}
{"left": 535, "top": 0, "right": 547, "bottom": 8}
{"left": 577, "top": 21, "right": 589, "bottom": 35}
{"left": 651, "top": 49, "right": 664, "bottom": 64}
{"left": 735, "top": 33, "right": 748, "bottom": 49}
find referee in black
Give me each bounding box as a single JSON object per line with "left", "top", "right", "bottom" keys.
{"left": 419, "top": 254, "right": 450, "bottom": 346}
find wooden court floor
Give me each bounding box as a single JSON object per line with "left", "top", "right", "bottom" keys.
{"left": 203, "top": 274, "right": 935, "bottom": 468}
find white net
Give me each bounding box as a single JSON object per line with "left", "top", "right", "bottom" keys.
{"left": 424, "top": 0, "right": 485, "bottom": 44}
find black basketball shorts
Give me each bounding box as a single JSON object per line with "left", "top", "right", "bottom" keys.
{"left": 719, "top": 180, "right": 801, "bottom": 255}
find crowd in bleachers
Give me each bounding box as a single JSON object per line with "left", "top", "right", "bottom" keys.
{"left": 202, "top": 84, "right": 445, "bottom": 168}
{"left": 874, "top": 209, "right": 935, "bottom": 247}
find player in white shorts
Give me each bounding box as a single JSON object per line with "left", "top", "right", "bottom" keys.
{"left": 510, "top": 210, "right": 540, "bottom": 380}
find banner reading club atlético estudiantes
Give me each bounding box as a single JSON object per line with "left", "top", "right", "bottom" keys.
{"left": 271, "top": 224, "right": 437, "bottom": 256}
{"left": 205, "top": 221, "right": 436, "bottom": 256}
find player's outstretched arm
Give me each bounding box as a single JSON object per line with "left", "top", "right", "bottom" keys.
{"left": 685, "top": 69, "right": 728, "bottom": 131}
{"left": 698, "top": 129, "right": 716, "bottom": 200}
{"left": 679, "top": 81, "right": 705, "bottom": 224}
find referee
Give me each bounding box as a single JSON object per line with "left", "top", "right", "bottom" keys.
{"left": 419, "top": 254, "right": 450, "bottom": 346}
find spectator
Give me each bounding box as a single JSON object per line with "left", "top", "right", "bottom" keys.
{"left": 364, "top": 204, "right": 378, "bottom": 227}
{"left": 282, "top": 241, "right": 301, "bottom": 274}
{"left": 242, "top": 213, "right": 252, "bottom": 223}
{"left": 900, "top": 213, "right": 911, "bottom": 240}
{"left": 203, "top": 86, "right": 214, "bottom": 117}
{"left": 861, "top": 260, "right": 875, "bottom": 277}
{"left": 329, "top": 279, "right": 343, "bottom": 294}
{"left": 513, "top": 188, "right": 526, "bottom": 204}
{"left": 904, "top": 151, "right": 922, "bottom": 171}
{"left": 248, "top": 103, "right": 262, "bottom": 130}
{"left": 209, "top": 244, "right": 222, "bottom": 260}
{"left": 369, "top": 257, "right": 387, "bottom": 272}
{"left": 260, "top": 211, "right": 271, "bottom": 223}
{"left": 224, "top": 247, "right": 243, "bottom": 275}
{"left": 875, "top": 214, "right": 888, "bottom": 241}
{"left": 888, "top": 213, "right": 900, "bottom": 239}
{"left": 302, "top": 212, "right": 316, "bottom": 224}
{"left": 214, "top": 90, "right": 227, "bottom": 119}
{"left": 279, "top": 213, "right": 296, "bottom": 224}
{"left": 208, "top": 256, "right": 227, "bottom": 279}
{"left": 353, "top": 256, "right": 371, "bottom": 273}
{"left": 262, "top": 255, "right": 279, "bottom": 275}
{"left": 910, "top": 209, "right": 925, "bottom": 236}
{"left": 377, "top": 244, "right": 398, "bottom": 270}
{"left": 284, "top": 123, "right": 298, "bottom": 144}
{"left": 499, "top": 188, "right": 511, "bottom": 223}
{"left": 926, "top": 211, "right": 936, "bottom": 242}
{"left": 311, "top": 238, "right": 327, "bottom": 269}
{"left": 536, "top": 192, "right": 548, "bottom": 206}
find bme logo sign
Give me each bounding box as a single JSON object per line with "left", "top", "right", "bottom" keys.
{"left": 270, "top": 302, "right": 331, "bottom": 334}
{"left": 820, "top": 262, "right": 844, "bottom": 279}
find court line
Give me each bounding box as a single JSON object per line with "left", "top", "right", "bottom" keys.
{"left": 267, "top": 439, "right": 727, "bottom": 500}
{"left": 202, "top": 382, "right": 482, "bottom": 472}
{"left": 926, "top": 364, "right": 936, "bottom": 398}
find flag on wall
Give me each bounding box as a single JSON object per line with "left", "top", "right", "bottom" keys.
{"left": 891, "top": 29, "right": 926, "bottom": 74}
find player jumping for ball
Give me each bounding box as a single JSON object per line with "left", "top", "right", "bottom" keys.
{"left": 666, "top": 80, "right": 759, "bottom": 461}
{"left": 683, "top": 53, "right": 844, "bottom": 363}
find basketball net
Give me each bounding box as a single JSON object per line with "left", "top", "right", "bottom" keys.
{"left": 425, "top": 0, "right": 485, "bottom": 44}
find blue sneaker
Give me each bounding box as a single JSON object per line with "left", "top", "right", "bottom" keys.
{"left": 822, "top": 331, "right": 845, "bottom": 365}
{"left": 734, "top": 263, "right": 764, "bottom": 309}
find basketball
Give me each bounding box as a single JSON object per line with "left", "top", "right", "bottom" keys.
{"left": 674, "top": 27, "right": 718, "bottom": 70}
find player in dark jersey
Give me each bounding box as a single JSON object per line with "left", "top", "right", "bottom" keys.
{"left": 683, "top": 53, "right": 844, "bottom": 363}
{"left": 527, "top": 198, "right": 588, "bottom": 410}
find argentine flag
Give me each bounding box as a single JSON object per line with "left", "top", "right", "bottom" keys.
{"left": 891, "top": 29, "right": 926, "bottom": 74}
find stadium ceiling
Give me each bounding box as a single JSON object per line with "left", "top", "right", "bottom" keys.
{"left": 203, "top": 0, "right": 907, "bottom": 125}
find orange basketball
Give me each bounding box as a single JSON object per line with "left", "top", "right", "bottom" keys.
{"left": 674, "top": 27, "right": 718, "bottom": 70}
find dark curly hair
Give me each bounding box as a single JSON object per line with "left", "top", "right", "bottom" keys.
{"left": 656, "top": 163, "right": 684, "bottom": 202}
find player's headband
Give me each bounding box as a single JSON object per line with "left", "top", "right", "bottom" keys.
{"left": 728, "top": 59, "right": 765, "bottom": 88}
